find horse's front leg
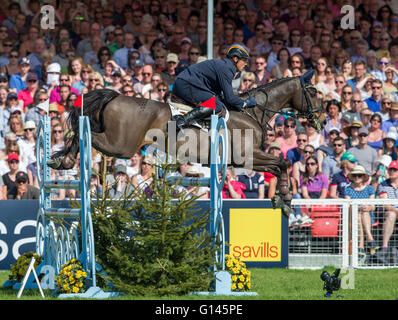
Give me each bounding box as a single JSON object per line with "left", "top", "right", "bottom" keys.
{"left": 248, "top": 149, "right": 292, "bottom": 218}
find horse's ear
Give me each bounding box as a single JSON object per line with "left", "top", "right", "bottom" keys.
{"left": 300, "top": 69, "right": 315, "bottom": 86}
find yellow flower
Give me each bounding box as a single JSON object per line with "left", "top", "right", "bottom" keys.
{"left": 231, "top": 283, "right": 237, "bottom": 290}
{"left": 238, "top": 282, "right": 244, "bottom": 290}
{"left": 239, "top": 275, "right": 245, "bottom": 282}
{"left": 231, "top": 275, "right": 237, "bottom": 282}
{"left": 226, "top": 260, "right": 233, "bottom": 268}
{"left": 72, "top": 286, "right": 79, "bottom": 293}
{"left": 247, "top": 282, "right": 251, "bottom": 289}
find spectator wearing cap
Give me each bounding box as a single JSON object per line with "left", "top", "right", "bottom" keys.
{"left": 113, "top": 32, "right": 137, "bottom": 70}
{"left": 9, "top": 57, "right": 30, "bottom": 92}
{"left": 376, "top": 160, "right": 398, "bottom": 253}
{"left": 1, "top": 154, "right": 24, "bottom": 197}
{"left": 381, "top": 102, "right": 398, "bottom": 134}
{"left": 7, "top": 170, "right": 39, "bottom": 199}
{"left": 178, "top": 37, "right": 192, "bottom": 63}
{"left": 3, "top": 92, "right": 20, "bottom": 124}
{"left": 322, "top": 136, "right": 347, "bottom": 179}
{"left": 268, "top": 141, "right": 283, "bottom": 159}
{"left": 378, "top": 129, "right": 398, "bottom": 161}
{"left": 365, "top": 79, "right": 383, "bottom": 113}
{"left": 25, "top": 93, "right": 48, "bottom": 127}
{"left": 18, "top": 120, "right": 36, "bottom": 166}
{"left": 109, "top": 163, "right": 134, "bottom": 199}
{"left": 273, "top": 115, "right": 285, "bottom": 138}
{"left": 359, "top": 107, "right": 373, "bottom": 129}
{"left": 374, "top": 154, "right": 393, "bottom": 186}
{"left": 348, "top": 127, "right": 378, "bottom": 176}
{"left": 160, "top": 53, "right": 179, "bottom": 87}
{"left": 131, "top": 59, "right": 144, "bottom": 86}
{"left": 17, "top": 72, "right": 38, "bottom": 110}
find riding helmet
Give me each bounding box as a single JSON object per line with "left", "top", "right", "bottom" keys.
{"left": 226, "top": 44, "right": 250, "bottom": 60}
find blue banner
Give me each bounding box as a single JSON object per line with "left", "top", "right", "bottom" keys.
{"left": 0, "top": 200, "right": 288, "bottom": 270}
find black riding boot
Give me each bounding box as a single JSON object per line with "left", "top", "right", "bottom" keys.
{"left": 172, "top": 107, "right": 214, "bottom": 130}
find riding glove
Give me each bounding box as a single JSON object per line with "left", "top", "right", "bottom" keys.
{"left": 242, "top": 96, "right": 257, "bottom": 108}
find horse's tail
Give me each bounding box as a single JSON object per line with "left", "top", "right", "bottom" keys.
{"left": 53, "top": 89, "right": 120, "bottom": 159}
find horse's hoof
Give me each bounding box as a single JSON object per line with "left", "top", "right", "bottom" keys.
{"left": 47, "top": 158, "right": 61, "bottom": 169}
{"left": 271, "top": 195, "right": 282, "bottom": 209}
{"left": 281, "top": 204, "right": 291, "bottom": 218}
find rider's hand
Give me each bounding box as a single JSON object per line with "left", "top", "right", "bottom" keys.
{"left": 243, "top": 96, "right": 257, "bottom": 108}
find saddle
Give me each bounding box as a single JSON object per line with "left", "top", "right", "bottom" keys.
{"left": 169, "top": 93, "right": 227, "bottom": 131}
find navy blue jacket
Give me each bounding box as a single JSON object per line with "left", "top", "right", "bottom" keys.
{"left": 176, "top": 58, "right": 245, "bottom": 109}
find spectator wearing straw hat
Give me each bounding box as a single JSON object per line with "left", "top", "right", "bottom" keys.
{"left": 345, "top": 165, "right": 377, "bottom": 259}
{"left": 183, "top": 166, "right": 209, "bottom": 199}
{"left": 160, "top": 53, "right": 179, "bottom": 88}
{"left": 343, "top": 120, "right": 363, "bottom": 149}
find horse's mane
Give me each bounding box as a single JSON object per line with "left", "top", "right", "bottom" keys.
{"left": 238, "top": 76, "right": 296, "bottom": 97}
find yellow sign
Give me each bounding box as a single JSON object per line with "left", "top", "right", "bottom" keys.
{"left": 229, "top": 208, "right": 282, "bottom": 262}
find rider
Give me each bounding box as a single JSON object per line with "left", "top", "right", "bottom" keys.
{"left": 171, "top": 44, "right": 257, "bottom": 130}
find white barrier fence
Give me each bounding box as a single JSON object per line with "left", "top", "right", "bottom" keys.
{"left": 289, "top": 199, "right": 398, "bottom": 269}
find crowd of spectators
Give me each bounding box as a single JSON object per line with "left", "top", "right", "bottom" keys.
{"left": 0, "top": 0, "right": 398, "bottom": 252}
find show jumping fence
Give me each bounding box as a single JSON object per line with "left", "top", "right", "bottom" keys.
{"left": 19, "top": 115, "right": 118, "bottom": 298}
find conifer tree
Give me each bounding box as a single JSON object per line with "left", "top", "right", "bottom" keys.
{"left": 91, "top": 163, "right": 216, "bottom": 296}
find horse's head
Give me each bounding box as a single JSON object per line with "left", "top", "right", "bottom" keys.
{"left": 298, "top": 70, "right": 325, "bottom": 131}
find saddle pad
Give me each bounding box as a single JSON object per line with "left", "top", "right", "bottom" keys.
{"left": 168, "top": 101, "right": 229, "bottom": 133}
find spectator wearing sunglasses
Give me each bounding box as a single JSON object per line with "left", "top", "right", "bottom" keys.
{"left": 7, "top": 171, "right": 39, "bottom": 200}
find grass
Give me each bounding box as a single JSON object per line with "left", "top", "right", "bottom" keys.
{"left": 1, "top": 267, "right": 397, "bottom": 300}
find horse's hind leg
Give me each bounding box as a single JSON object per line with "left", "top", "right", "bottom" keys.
{"left": 48, "top": 143, "right": 79, "bottom": 170}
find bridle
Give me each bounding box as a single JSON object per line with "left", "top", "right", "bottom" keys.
{"left": 243, "top": 77, "right": 322, "bottom": 131}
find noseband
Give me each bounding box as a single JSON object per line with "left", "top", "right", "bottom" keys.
{"left": 244, "top": 77, "right": 321, "bottom": 130}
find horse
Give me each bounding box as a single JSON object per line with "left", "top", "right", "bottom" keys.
{"left": 50, "top": 70, "right": 324, "bottom": 213}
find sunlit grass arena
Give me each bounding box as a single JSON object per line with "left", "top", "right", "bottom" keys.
{"left": 1, "top": 268, "right": 397, "bottom": 300}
